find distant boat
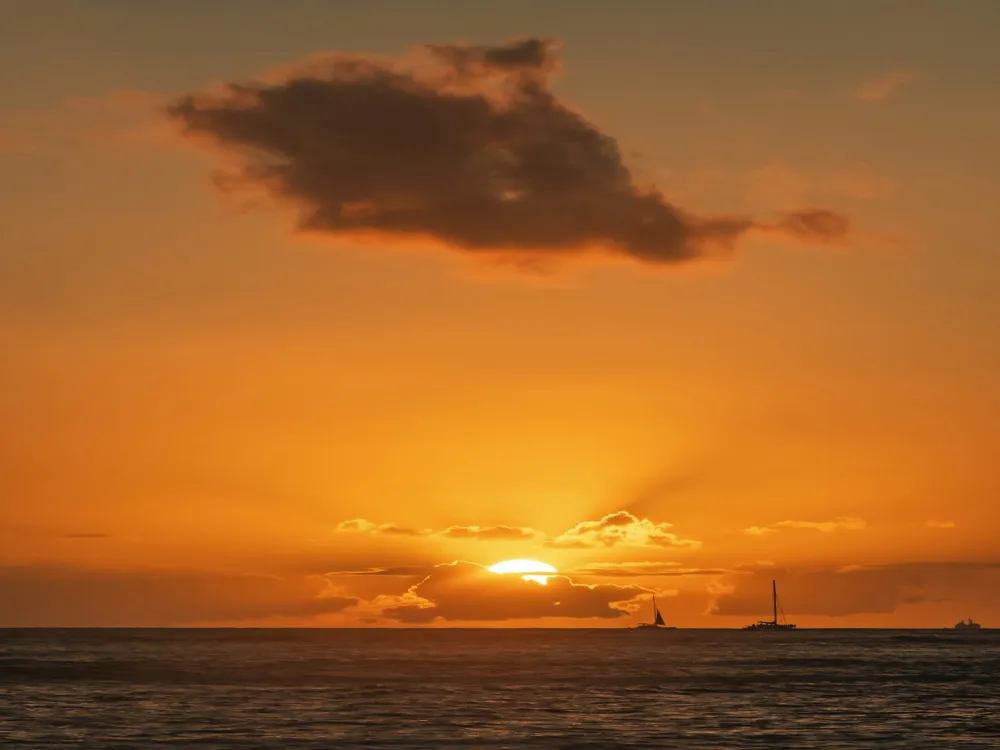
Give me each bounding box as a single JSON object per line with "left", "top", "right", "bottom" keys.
{"left": 954, "top": 618, "right": 982, "bottom": 630}
{"left": 633, "top": 596, "right": 676, "bottom": 629}
{"left": 743, "top": 579, "right": 797, "bottom": 630}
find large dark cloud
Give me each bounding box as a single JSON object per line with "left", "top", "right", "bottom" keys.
{"left": 167, "top": 38, "right": 849, "bottom": 265}
{"left": 381, "top": 561, "right": 649, "bottom": 623}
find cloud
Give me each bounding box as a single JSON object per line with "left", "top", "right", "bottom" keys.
{"left": 326, "top": 566, "right": 434, "bottom": 577}
{"left": 744, "top": 517, "right": 866, "bottom": 535}
{"left": 441, "top": 524, "right": 536, "bottom": 540}
{"left": 776, "top": 517, "right": 866, "bottom": 533}
{"left": 757, "top": 209, "right": 849, "bottom": 242}
{"left": 61, "top": 532, "right": 113, "bottom": 540}
{"left": 570, "top": 562, "right": 728, "bottom": 578}
{"left": 708, "top": 562, "right": 1000, "bottom": 618}
{"left": 380, "top": 561, "right": 649, "bottom": 623}
{"left": 547, "top": 511, "right": 700, "bottom": 549}
{"left": 0, "top": 565, "right": 357, "bottom": 627}
{"left": 167, "top": 37, "right": 849, "bottom": 267}
{"left": 925, "top": 520, "right": 957, "bottom": 529}
{"left": 856, "top": 71, "right": 917, "bottom": 103}
{"left": 336, "top": 519, "right": 536, "bottom": 541}
{"left": 335, "top": 519, "right": 432, "bottom": 536}
{"left": 336, "top": 512, "right": 697, "bottom": 551}
{"left": 742, "top": 526, "right": 776, "bottom": 536}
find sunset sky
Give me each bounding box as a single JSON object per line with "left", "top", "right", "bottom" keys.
{"left": 2, "top": 1, "right": 999, "bottom": 627}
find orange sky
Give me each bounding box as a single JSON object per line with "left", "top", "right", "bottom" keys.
{"left": 2, "top": 1, "right": 999, "bottom": 627}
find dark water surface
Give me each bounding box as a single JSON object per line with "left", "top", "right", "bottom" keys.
{"left": 1, "top": 628, "right": 998, "bottom": 748}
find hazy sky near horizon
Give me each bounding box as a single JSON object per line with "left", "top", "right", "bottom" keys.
{"left": 2, "top": 1, "right": 999, "bottom": 627}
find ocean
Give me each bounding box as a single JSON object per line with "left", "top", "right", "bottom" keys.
{"left": 1, "top": 628, "right": 998, "bottom": 748}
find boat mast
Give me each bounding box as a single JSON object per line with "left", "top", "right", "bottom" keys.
{"left": 772, "top": 580, "right": 777, "bottom": 625}
{"left": 652, "top": 596, "right": 657, "bottom": 624}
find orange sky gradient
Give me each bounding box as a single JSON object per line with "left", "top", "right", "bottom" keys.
{"left": 2, "top": 1, "right": 999, "bottom": 628}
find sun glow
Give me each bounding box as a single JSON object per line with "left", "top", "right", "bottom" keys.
{"left": 488, "top": 559, "right": 557, "bottom": 585}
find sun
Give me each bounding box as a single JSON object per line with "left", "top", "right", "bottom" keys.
{"left": 488, "top": 559, "right": 557, "bottom": 585}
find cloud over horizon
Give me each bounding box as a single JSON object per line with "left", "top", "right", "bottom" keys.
{"left": 708, "top": 562, "right": 1000, "bottom": 618}
{"left": 380, "top": 560, "right": 649, "bottom": 623}
{"left": 0, "top": 565, "right": 357, "bottom": 627}
{"left": 167, "top": 37, "right": 849, "bottom": 266}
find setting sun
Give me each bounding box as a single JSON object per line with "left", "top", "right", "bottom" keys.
{"left": 488, "top": 559, "right": 557, "bottom": 585}
{"left": 488, "top": 559, "right": 557, "bottom": 574}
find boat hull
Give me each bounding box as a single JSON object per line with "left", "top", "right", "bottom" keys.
{"left": 742, "top": 623, "right": 797, "bottom": 631}
{"left": 632, "top": 624, "right": 677, "bottom": 630}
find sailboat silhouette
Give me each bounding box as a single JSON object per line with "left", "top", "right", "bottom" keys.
{"left": 743, "top": 579, "right": 796, "bottom": 630}
{"left": 633, "top": 596, "right": 676, "bottom": 629}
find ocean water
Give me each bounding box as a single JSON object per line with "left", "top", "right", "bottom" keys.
{"left": 1, "top": 629, "right": 998, "bottom": 748}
